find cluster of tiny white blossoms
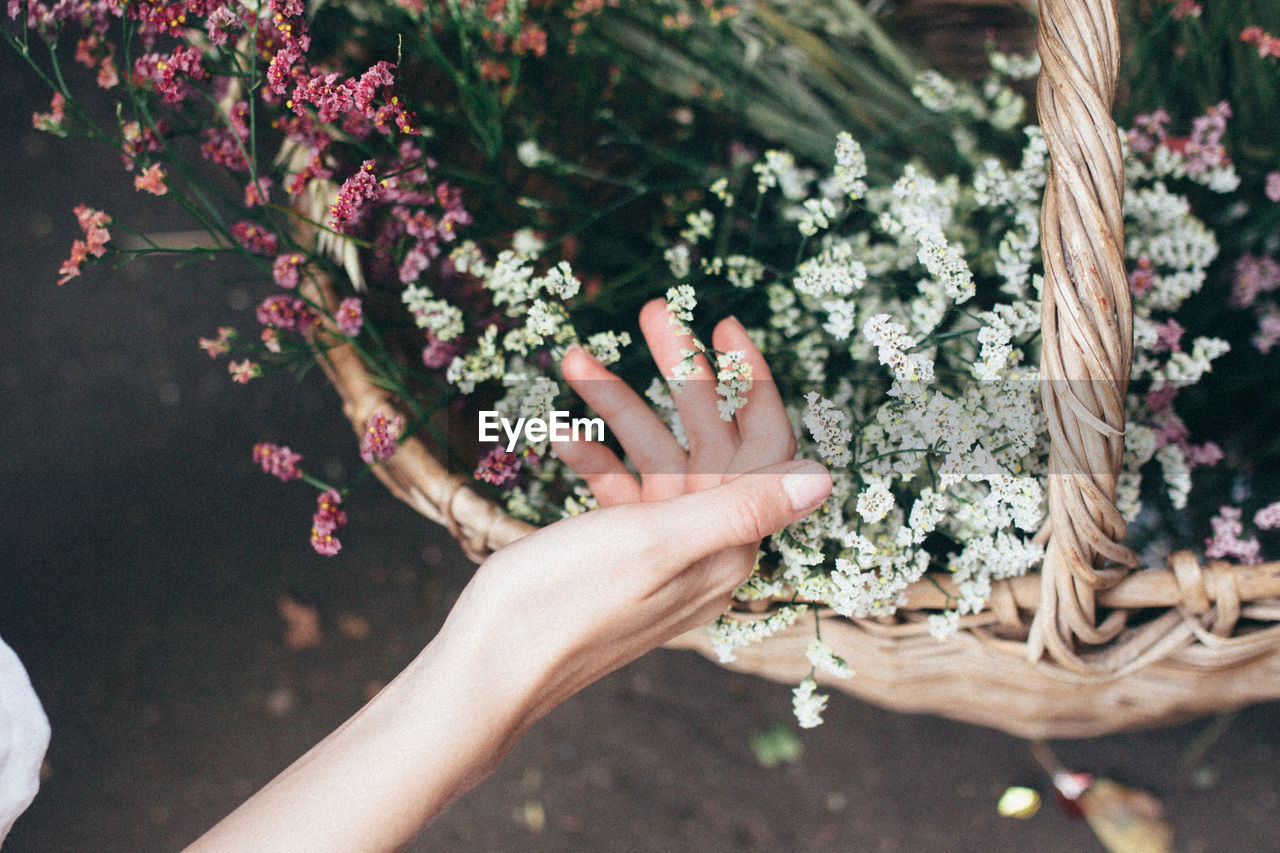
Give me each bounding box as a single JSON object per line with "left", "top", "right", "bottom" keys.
{"left": 407, "top": 54, "right": 1239, "bottom": 726}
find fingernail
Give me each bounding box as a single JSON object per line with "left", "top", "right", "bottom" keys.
{"left": 782, "top": 460, "right": 831, "bottom": 512}
{"left": 562, "top": 343, "right": 595, "bottom": 365}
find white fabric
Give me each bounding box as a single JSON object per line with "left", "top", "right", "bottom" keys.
{"left": 0, "top": 637, "right": 49, "bottom": 847}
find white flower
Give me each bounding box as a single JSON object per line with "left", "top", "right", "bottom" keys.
{"left": 517, "top": 139, "right": 547, "bottom": 167}
{"left": 989, "top": 50, "right": 1041, "bottom": 81}
{"left": 906, "top": 489, "right": 947, "bottom": 544}
{"left": 863, "top": 314, "right": 935, "bottom": 383}
{"left": 974, "top": 314, "right": 1013, "bottom": 379}
{"left": 1157, "top": 444, "right": 1191, "bottom": 510}
{"left": 794, "top": 241, "right": 867, "bottom": 298}
{"left": 445, "top": 326, "right": 504, "bottom": 394}
{"left": 402, "top": 285, "right": 465, "bottom": 341}
{"left": 449, "top": 240, "right": 487, "bottom": 276}
{"left": 511, "top": 228, "right": 545, "bottom": 258}
{"left": 681, "top": 209, "right": 715, "bottom": 243}
{"left": 645, "top": 377, "right": 689, "bottom": 450}
{"left": 710, "top": 176, "right": 734, "bottom": 206}
{"left": 710, "top": 606, "right": 807, "bottom": 663}
{"left": 723, "top": 255, "right": 765, "bottom": 289}
{"left": 928, "top": 609, "right": 961, "bottom": 640}
{"left": 798, "top": 197, "right": 838, "bottom": 237}
{"left": 538, "top": 261, "right": 581, "bottom": 300}
{"left": 792, "top": 676, "right": 828, "bottom": 728}
{"left": 715, "top": 350, "right": 753, "bottom": 421}
{"left": 665, "top": 284, "right": 698, "bottom": 332}
{"left": 822, "top": 299, "right": 857, "bottom": 341}
{"left": 832, "top": 131, "right": 868, "bottom": 198}
{"left": 803, "top": 391, "right": 853, "bottom": 467}
{"left": 913, "top": 70, "right": 959, "bottom": 112}
{"left": 585, "top": 330, "right": 631, "bottom": 366}
{"left": 485, "top": 250, "right": 539, "bottom": 311}
{"left": 806, "top": 638, "right": 854, "bottom": 679}
{"left": 754, "top": 150, "right": 814, "bottom": 199}
{"left": 855, "top": 479, "right": 894, "bottom": 523}
{"left": 665, "top": 243, "right": 692, "bottom": 279}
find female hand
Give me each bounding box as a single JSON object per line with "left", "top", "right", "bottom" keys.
{"left": 448, "top": 298, "right": 827, "bottom": 722}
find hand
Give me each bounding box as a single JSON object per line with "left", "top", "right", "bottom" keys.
{"left": 448, "top": 299, "right": 828, "bottom": 722}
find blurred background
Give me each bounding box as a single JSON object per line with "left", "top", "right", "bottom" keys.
{"left": 2, "top": 33, "right": 1279, "bottom": 853}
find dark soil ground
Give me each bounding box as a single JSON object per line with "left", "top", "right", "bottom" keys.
{"left": 2, "top": 42, "right": 1279, "bottom": 853}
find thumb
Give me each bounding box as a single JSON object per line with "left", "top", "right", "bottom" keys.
{"left": 649, "top": 459, "right": 832, "bottom": 566}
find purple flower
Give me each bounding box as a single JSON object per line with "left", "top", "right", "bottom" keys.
{"left": 336, "top": 297, "right": 363, "bottom": 336}
{"left": 330, "top": 161, "right": 385, "bottom": 231}
{"left": 474, "top": 447, "right": 522, "bottom": 487}
{"left": 253, "top": 442, "right": 303, "bottom": 482}
{"left": 360, "top": 411, "right": 403, "bottom": 464}
{"left": 272, "top": 253, "right": 305, "bottom": 289}
{"left": 310, "top": 489, "right": 347, "bottom": 556}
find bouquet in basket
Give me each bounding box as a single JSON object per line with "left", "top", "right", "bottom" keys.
{"left": 10, "top": 0, "right": 1280, "bottom": 727}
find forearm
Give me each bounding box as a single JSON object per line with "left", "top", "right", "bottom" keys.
{"left": 185, "top": 626, "right": 536, "bottom": 852}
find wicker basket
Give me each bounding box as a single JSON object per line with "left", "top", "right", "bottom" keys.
{"left": 303, "top": 0, "right": 1280, "bottom": 739}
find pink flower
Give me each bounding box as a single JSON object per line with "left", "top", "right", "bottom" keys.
{"left": 58, "top": 204, "right": 112, "bottom": 284}
{"left": 474, "top": 447, "right": 522, "bottom": 487}
{"left": 1255, "top": 306, "right": 1280, "bottom": 354}
{"left": 422, "top": 333, "right": 460, "bottom": 369}
{"left": 204, "top": 4, "right": 244, "bottom": 46}
{"left": 132, "top": 46, "right": 207, "bottom": 105}
{"left": 228, "top": 359, "right": 261, "bottom": 383}
{"left": 272, "top": 253, "right": 306, "bottom": 289}
{"left": 1179, "top": 100, "right": 1232, "bottom": 177}
{"left": 1255, "top": 502, "right": 1280, "bottom": 531}
{"left": 1171, "top": 0, "right": 1200, "bottom": 19}
{"left": 1242, "top": 25, "right": 1280, "bottom": 60}
{"left": 1185, "top": 441, "right": 1223, "bottom": 468}
{"left": 59, "top": 240, "right": 90, "bottom": 284}
{"left": 360, "top": 411, "right": 402, "bottom": 464}
{"left": 336, "top": 297, "right": 363, "bottom": 336}
{"left": 1151, "top": 318, "right": 1185, "bottom": 353}
{"left": 261, "top": 328, "right": 281, "bottom": 353}
{"left": 311, "top": 489, "right": 347, "bottom": 556}
{"left": 330, "top": 160, "right": 385, "bottom": 231}
{"left": 134, "top": 163, "right": 168, "bottom": 195}
{"left": 1205, "top": 506, "right": 1261, "bottom": 564}
{"left": 31, "top": 92, "right": 65, "bottom": 132}
{"left": 121, "top": 121, "right": 164, "bottom": 171}
{"left": 253, "top": 442, "right": 303, "bottom": 482}
{"left": 244, "top": 176, "right": 273, "bottom": 207}
{"left": 1230, "top": 254, "right": 1280, "bottom": 308}
{"left": 1267, "top": 172, "right": 1280, "bottom": 203}
{"left": 1127, "top": 255, "right": 1155, "bottom": 297}
{"left": 198, "top": 326, "right": 236, "bottom": 357}
{"left": 73, "top": 33, "right": 118, "bottom": 89}
{"left": 257, "top": 295, "right": 320, "bottom": 334}
{"left": 230, "top": 221, "right": 280, "bottom": 256}
{"left": 1125, "top": 109, "right": 1170, "bottom": 156}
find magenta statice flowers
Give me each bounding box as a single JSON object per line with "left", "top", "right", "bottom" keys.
{"left": 336, "top": 297, "right": 363, "bottom": 337}
{"left": 272, "top": 253, "right": 306, "bottom": 289}
{"left": 474, "top": 448, "right": 522, "bottom": 487}
{"left": 252, "top": 443, "right": 303, "bottom": 483}
{"left": 359, "top": 412, "right": 402, "bottom": 464}
{"left": 310, "top": 489, "right": 347, "bottom": 556}
{"left": 329, "top": 161, "right": 385, "bottom": 231}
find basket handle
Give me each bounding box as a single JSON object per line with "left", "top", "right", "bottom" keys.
{"left": 1031, "top": 0, "right": 1139, "bottom": 670}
